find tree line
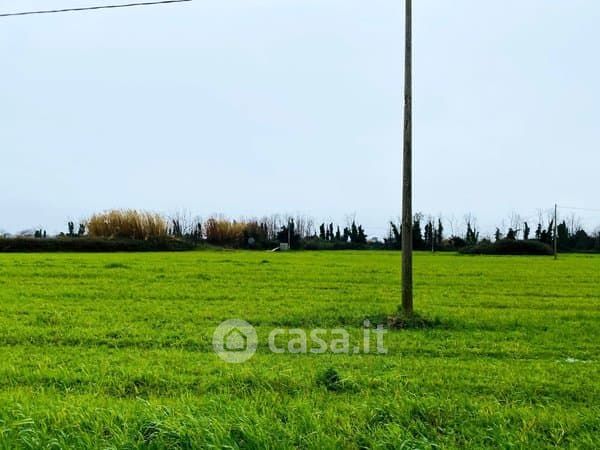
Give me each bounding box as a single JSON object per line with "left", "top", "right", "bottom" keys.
{"left": 386, "top": 213, "right": 600, "bottom": 253}
{"left": 2, "top": 209, "right": 599, "bottom": 253}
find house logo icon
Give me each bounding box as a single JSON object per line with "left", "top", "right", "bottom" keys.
{"left": 213, "top": 319, "right": 258, "bottom": 363}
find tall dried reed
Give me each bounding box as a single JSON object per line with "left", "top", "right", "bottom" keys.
{"left": 204, "top": 218, "right": 247, "bottom": 245}
{"left": 87, "top": 210, "right": 168, "bottom": 240}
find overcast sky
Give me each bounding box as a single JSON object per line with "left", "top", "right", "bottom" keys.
{"left": 1, "top": 0, "right": 599, "bottom": 237}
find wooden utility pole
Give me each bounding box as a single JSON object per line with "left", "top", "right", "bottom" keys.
{"left": 401, "top": 0, "right": 413, "bottom": 315}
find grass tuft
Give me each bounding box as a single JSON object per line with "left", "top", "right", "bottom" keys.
{"left": 316, "top": 367, "right": 359, "bottom": 393}
{"left": 316, "top": 367, "right": 344, "bottom": 392}
{"left": 104, "top": 262, "right": 128, "bottom": 269}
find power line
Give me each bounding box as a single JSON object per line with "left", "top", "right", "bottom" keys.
{"left": 558, "top": 206, "right": 600, "bottom": 213}
{"left": 0, "top": 0, "right": 192, "bottom": 18}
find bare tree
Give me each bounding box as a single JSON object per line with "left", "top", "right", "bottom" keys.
{"left": 508, "top": 212, "right": 523, "bottom": 239}
{"left": 546, "top": 209, "right": 555, "bottom": 227}
{"left": 446, "top": 214, "right": 457, "bottom": 237}
{"left": 344, "top": 213, "right": 357, "bottom": 229}
{"left": 537, "top": 208, "right": 547, "bottom": 229}
{"left": 567, "top": 213, "right": 583, "bottom": 235}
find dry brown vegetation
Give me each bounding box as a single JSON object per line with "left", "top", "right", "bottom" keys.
{"left": 204, "top": 218, "right": 264, "bottom": 246}
{"left": 87, "top": 210, "right": 168, "bottom": 240}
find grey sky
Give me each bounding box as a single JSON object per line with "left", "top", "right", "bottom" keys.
{"left": 1, "top": 0, "right": 599, "bottom": 237}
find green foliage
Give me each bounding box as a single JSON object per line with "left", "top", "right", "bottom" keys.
{"left": 556, "top": 221, "right": 599, "bottom": 252}
{"left": 390, "top": 222, "right": 400, "bottom": 243}
{"left": 506, "top": 228, "right": 517, "bottom": 240}
{"left": 460, "top": 239, "right": 553, "bottom": 255}
{"left": 495, "top": 228, "right": 502, "bottom": 242}
{"left": 424, "top": 220, "right": 434, "bottom": 250}
{"left": 466, "top": 222, "right": 479, "bottom": 246}
{"left": 277, "top": 220, "right": 301, "bottom": 248}
{"left": 523, "top": 222, "right": 531, "bottom": 240}
{"left": 412, "top": 214, "right": 425, "bottom": 249}
{"left": 388, "top": 214, "right": 445, "bottom": 251}
{"left": 357, "top": 224, "right": 367, "bottom": 244}
{"left": 300, "top": 239, "right": 368, "bottom": 250}
{"left": 448, "top": 235, "right": 467, "bottom": 249}
{"left": 0, "top": 237, "right": 194, "bottom": 252}
{"left": 436, "top": 219, "right": 444, "bottom": 247}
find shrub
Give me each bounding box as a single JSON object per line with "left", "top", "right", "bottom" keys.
{"left": 87, "top": 210, "right": 168, "bottom": 240}
{"left": 448, "top": 236, "right": 467, "bottom": 249}
{"left": 242, "top": 221, "right": 271, "bottom": 248}
{"left": 204, "top": 218, "right": 273, "bottom": 248}
{"left": 301, "top": 238, "right": 367, "bottom": 251}
{"left": 0, "top": 237, "right": 194, "bottom": 252}
{"left": 460, "top": 239, "right": 553, "bottom": 256}
{"left": 204, "top": 218, "right": 246, "bottom": 247}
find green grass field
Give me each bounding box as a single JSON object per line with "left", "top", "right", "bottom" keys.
{"left": 0, "top": 251, "right": 598, "bottom": 449}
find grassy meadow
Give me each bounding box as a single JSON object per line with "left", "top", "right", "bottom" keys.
{"left": 0, "top": 251, "right": 598, "bottom": 448}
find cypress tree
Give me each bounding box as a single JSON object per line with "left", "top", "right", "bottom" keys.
{"left": 523, "top": 222, "right": 531, "bottom": 240}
